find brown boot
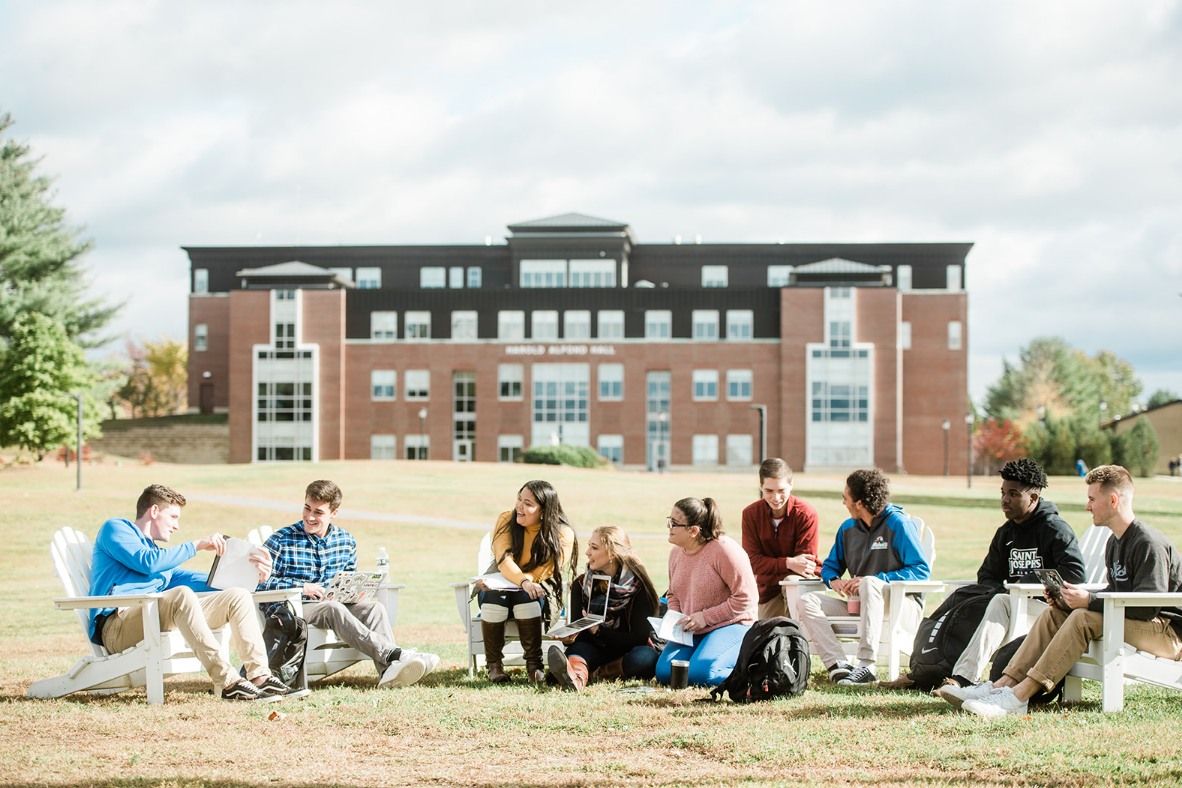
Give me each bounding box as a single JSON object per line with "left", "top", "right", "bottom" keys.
{"left": 546, "top": 645, "right": 589, "bottom": 691}
{"left": 517, "top": 616, "right": 545, "bottom": 683}
{"left": 481, "top": 620, "right": 510, "bottom": 684}
{"left": 592, "top": 657, "right": 625, "bottom": 683}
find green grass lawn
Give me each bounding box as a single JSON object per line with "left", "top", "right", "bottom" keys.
{"left": 2, "top": 460, "right": 1182, "bottom": 786}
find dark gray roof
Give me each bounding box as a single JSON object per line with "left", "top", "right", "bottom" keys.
{"left": 507, "top": 212, "right": 629, "bottom": 233}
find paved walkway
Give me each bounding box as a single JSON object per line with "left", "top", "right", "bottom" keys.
{"left": 189, "top": 492, "right": 488, "bottom": 532}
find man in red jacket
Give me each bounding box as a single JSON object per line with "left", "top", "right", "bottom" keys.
{"left": 741, "top": 458, "right": 820, "bottom": 619}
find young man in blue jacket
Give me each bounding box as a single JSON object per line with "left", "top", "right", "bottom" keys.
{"left": 798, "top": 468, "right": 930, "bottom": 686}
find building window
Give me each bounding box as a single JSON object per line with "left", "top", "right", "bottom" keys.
{"left": 726, "top": 369, "right": 752, "bottom": 401}
{"left": 726, "top": 310, "right": 753, "bottom": 340}
{"left": 405, "top": 311, "right": 431, "bottom": 339}
{"left": 370, "top": 434, "right": 396, "bottom": 460}
{"left": 328, "top": 266, "right": 352, "bottom": 285}
{"left": 467, "top": 267, "right": 482, "bottom": 288}
{"left": 830, "top": 286, "right": 852, "bottom": 299}
{"left": 726, "top": 434, "right": 753, "bottom": 467}
{"left": 371, "top": 370, "right": 396, "bottom": 400}
{"left": 194, "top": 324, "right": 208, "bottom": 352}
{"left": 532, "top": 310, "right": 559, "bottom": 340}
{"left": 449, "top": 266, "right": 464, "bottom": 288}
{"left": 531, "top": 363, "right": 590, "bottom": 448}
{"left": 692, "top": 435, "right": 719, "bottom": 466}
{"left": 597, "top": 310, "right": 624, "bottom": 339}
{"left": 569, "top": 259, "right": 616, "bottom": 287}
{"left": 946, "top": 265, "right": 961, "bottom": 291}
{"left": 371, "top": 311, "right": 398, "bottom": 340}
{"left": 497, "top": 435, "right": 523, "bottom": 463}
{"left": 520, "top": 259, "right": 566, "bottom": 288}
{"left": 405, "top": 369, "right": 430, "bottom": 400}
{"left": 645, "top": 310, "right": 672, "bottom": 339}
{"left": 451, "top": 311, "right": 478, "bottom": 340}
{"left": 598, "top": 434, "right": 624, "bottom": 465}
{"left": 498, "top": 310, "right": 525, "bottom": 340}
{"left": 811, "top": 381, "right": 870, "bottom": 422}
{"left": 692, "top": 310, "right": 719, "bottom": 340}
{"left": 275, "top": 289, "right": 296, "bottom": 301}
{"left": 420, "top": 267, "right": 445, "bottom": 288}
{"left": 899, "top": 321, "right": 912, "bottom": 350}
{"left": 356, "top": 267, "right": 381, "bottom": 289}
{"left": 897, "top": 265, "right": 912, "bottom": 292}
{"left": 598, "top": 363, "right": 624, "bottom": 400}
{"left": 405, "top": 434, "right": 429, "bottom": 460}
{"left": 829, "top": 321, "right": 851, "bottom": 348}
{"left": 701, "top": 265, "right": 728, "bottom": 288}
{"left": 194, "top": 268, "right": 209, "bottom": 294}
{"left": 564, "top": 310, "right": 591, "bottom": 339}
{"left": 767, "top": 265, "right": 791, "bottom": 287}
{"left": 498, "top": 364, "right": 523, "bottom": 400}
{"left": 692, "top": 369, "right": 718, "bottom": 401}
{"left": 948, "top": 321, "right": 962, "bottom": 350}
{"left": 273, "top": 322, "right": 296, "bottom": 349}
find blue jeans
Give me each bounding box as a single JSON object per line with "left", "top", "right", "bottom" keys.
{"left": 655, "top": 622, "right": 751, "bottom": 687}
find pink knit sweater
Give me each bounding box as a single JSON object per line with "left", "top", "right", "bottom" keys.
{"left": 667, "top": 535, "right": 757, "bottom": 633}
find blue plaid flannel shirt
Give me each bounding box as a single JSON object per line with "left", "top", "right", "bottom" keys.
{"left": 258, "top": 521, "right": 357, "bottom": 593}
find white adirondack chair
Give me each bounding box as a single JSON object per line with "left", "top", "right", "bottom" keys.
{"left": 451, "top": 532, "right": 526, "bottom": 676}
{"left": 26, "top": 527, "right": 294, "bottom": 705}
{"left": 247, "top": 525, "right": 405, "bottom": 683}
{"left": 1002, "top": 524, "right": 1111, "bottom": 640}
{"left": 781, "top": 516, "right": 943, "bottom": 680}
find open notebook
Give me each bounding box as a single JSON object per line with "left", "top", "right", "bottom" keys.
{"left": 546, "top": 573, "right": 612, "bottom": 639}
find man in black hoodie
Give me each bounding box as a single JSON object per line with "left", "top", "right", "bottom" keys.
{"left": 886, "top": 458, "right": 1085, "bottom": 692}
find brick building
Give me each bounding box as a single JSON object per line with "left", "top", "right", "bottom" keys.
{"left": 185, "top": 213, "right": 971, "bottom": 473}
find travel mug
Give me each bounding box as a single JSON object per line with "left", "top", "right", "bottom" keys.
{"left": 847, "top": 592, "right": 861, "bottom": 615}
{"left": 669, "top": 659, "right": 690, "bottom": 689}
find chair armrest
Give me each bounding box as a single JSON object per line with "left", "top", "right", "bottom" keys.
{"left": 450, "top": 581, "right": 473, "bottom": 590}
{"left": 779, "top": 578, "right": 825, "bottom": 589}
{"left": 1096, "top": 591, "right": 1182, "bottom": 607}
{"left": 885, "top": 580, "right": 945, "bottom": 593}
{"left": 54, "top": 593, "right": 163, "bottom": 609}
{"left": 380, "top": 582, "right": 407, "bottom": 591}
{"left": 252, "top": 588, "right": 303, "bottom": 603}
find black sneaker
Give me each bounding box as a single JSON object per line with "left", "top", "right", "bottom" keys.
{"left": 837, "top": 666, "right": 877, "bottom": 687}
{"left": 253, "top": 675, "right": 294, "bottom": 698}
{"left": 221, "top": 678, "right": 267, "bottom": 701}
{"left": 827, "top": 661, "right": 854, "bottom": 683}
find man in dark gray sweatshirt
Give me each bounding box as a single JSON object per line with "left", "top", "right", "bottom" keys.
{"left": 943, "top": 464, "right": 1182, "bottom": 718}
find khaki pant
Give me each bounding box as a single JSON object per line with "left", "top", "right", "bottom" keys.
{"left": 102, "top": 586, "right": 269, "bottom": 690}
{"left": 952, "top": 594, "right": 1047, "bottom": 682}
{"left": 757, "top": 594, "right": 789, "bottom": 621}
{"left": 1002, "top": 605, "right": 1182, "bottom": 692}
{"left": 799, "top": 576, "right": 922, "bottom": 668}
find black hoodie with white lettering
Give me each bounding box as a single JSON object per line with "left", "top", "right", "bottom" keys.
{"left": 976, "top": 498, "right": 1086, "bottom": 588}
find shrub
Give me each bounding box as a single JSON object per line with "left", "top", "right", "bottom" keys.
{"left": 521, "top": 444, "right": 609, "bottom": 469}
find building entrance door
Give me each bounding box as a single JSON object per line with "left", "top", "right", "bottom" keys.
{"left": 454, "top": 439, "right": 473, "bottom": 462}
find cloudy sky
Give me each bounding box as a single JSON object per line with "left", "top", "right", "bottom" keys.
{"left": 4, "top": 1, "right": 1180, "bottom": 405}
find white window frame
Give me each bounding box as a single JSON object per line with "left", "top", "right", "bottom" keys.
{"left": 498, "top": 364, "right": 523, "bottom": 400}
{"left": 420, "top": 267, "right": 446, "bottom": 288}
{"left": 404, "top": 369, "right": 430, "bottom": 400}
{"left": 532, "top": 310, "right": 559, "bottom": 340}
{"left": 726, "top": 309, "right": 753, "bottom": 340}
{"left": 194, "top": 323, "right": 208, "bottom": 352}
{"left": 692, "top": 434, "right": 719, "bottom": 466}
{"left": 897, "top": 265, "right": 912, "bottom": 292}
{"left": 692, "top": 310, "right": 719, "bottom": 340}
{"left": 356, "top": 267, "right": 382, "bottom": 289}
{"left": 520, "top": 259, "right": 566, "bottom": 288}
{"left": 467, "top": 266, "right": 482, "bottom": 288}
{"left": 371, "top": 370, "right": 396, "bottom": 401}
{"left": 597, "top": 434, "right": 624, "bottom": 465}
{"left": 692, "top": 369, "right": 719, "bottom": 401}
{"left": 328, "top": 266, "right": 353, "bottom": 285}
{"left": 405, "top": 434, "right": 429, "bottom": 460}
{"left": 451, "top": 311, "right": 478, "bottom": 340}
{"left": 370, "top": 434, "right": 396, "bottom": 460}
{"left": 701, "top": 265, "right": 728, "bottom": 288}
{"left": 497, "top": 434, "right": 524, "bottom": 463}
{"left": 498, "top": 310, "right": 525, "bottom": 340}
{"left": 194, "top": 268, "right": 209, "bottom": 294}
{"left": 645, "top": 310, "right": 672, "bottom": 339}
{"left": 405, "top": 311, "right": 431, "bottom": 340}
{"left": 948, "top": 321, "right": 963, "bottom": 350}
{"left": 726, "top": 434, "right": 753, "bottom": 467}
{"left": 598, "top": 363, "right": 624, "bottom": 401}
{"left": 597, "top": 310, "right": 625, "bottom": 339}
{"left": 569, "top": 259, "right": 616, "bottom": 287}
{"left": 946, "top": 265, "right": 961, "bottom": 291}
{"left": 726, "top": 369, "right": 752, "bottom": 401}
{"left": 767, "top": 265, "right": 791, "bottom": 287}
{"left": 564, "top": 310, "right": 591, "bottom": 340}
{"left": 371, "top": 311, "right": 398, "bottom": 340}
{"left": 448, "top": 266, "right": 465, "bottom": 288}
{"left": 899, "top": 321, "right": 912, "bottom": 350}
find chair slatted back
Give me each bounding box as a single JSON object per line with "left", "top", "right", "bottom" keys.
{"left": 50, "top": 527, "right": 101, "bottom": 643}
{"left": 246, "top": 526, "right": 275, "bottom": 547}
{"left": 911, "top": 516, "right": 936, "bottom": 568}
{"left": 476, "top": 532, "right": 494, "bottom": 576}
{"left": 1079, "top": 525, "right": 1111, "bottom": 586}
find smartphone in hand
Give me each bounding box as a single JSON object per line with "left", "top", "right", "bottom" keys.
{"left": 1033, "top": 568, "right": 1067, "bottom": 608}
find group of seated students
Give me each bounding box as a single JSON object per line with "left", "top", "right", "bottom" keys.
{"left": 85, "top": 458, "right": 1182, "bottom": 717}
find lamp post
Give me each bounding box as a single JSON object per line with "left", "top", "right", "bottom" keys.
{"left": 417, "top": 407, "right": 427, "bottom": 459}
{"left": 941, "top": 419, "right": 951, "bottom": 476}
{"left": 749, "top": 404, "right": 767, "bottom": 464}
{"left": 964, "top": 413, "right": 974, "bottom": 488}
{"left": 1099, "top": 400, "right": 1108, "bottom": 426}
{"left": 74, "top": 393, "right": 83, "bottom": 492}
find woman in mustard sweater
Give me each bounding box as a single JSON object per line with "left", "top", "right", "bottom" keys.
{"left": 477, "top": 480, "right": 577, "bottom": 683}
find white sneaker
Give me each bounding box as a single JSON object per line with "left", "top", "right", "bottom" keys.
{"left": 397, "top": 648, "right": 440, "bottom": 676}
{"left": 963, "top": 686, "right": 1028, "bottom": 719}
{"left": 934, "top": 681, "right": 996, "bottom": 709}
{"left": 378, "top": 655, "right": 427, "bottom": 689}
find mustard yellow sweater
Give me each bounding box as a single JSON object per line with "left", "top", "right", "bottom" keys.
{"left": 490, "top": 510, "right": 574, "bottom": 586}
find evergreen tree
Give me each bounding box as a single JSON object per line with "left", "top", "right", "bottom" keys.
{"left": 1147, "top": 389, "right": 1180, "bottom": 409}
{"left": 0, "top": 112, "right": 116, "bottom": 349}
{"left": 0, "top": 313, "right": 101, "bottom": 458}
{"left": 1112, "top": 419, "right": 1160, "bottom": 478}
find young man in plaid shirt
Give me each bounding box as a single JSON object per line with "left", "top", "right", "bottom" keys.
{"left": 258, "top": 479, "right": 437, "bottom": 687}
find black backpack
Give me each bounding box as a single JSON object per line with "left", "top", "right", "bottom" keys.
{"left": 710, "top": 617, "right": 811, "bottom": 703}
{"left": 908, "top": 583, "right": 998, "bottom": 691}
{"left": 988, "top": 635, "right": 1064, "bottom": 705}
{"left": 246, "top": 601, "right": 308, "bottom": 690}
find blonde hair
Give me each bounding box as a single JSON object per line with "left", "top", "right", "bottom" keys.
{"left": 590, "top": 525, "right": 658, "bottom": 611}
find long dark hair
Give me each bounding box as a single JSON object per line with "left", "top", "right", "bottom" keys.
{"left": 499, "top": 480, "right": 579, "bottom": 590}
{"left": 674, "top": 497, "right": 724, "bottom": 543}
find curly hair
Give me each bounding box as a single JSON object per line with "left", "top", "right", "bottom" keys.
{"left": 846, "top": 469, "right": 890, "bottom": 515}
{"left": 998, "top": 458, "right": 1048, "bottom": 490}
{"left": 1085, "top": 464, "right": 1134, "bottom": 499}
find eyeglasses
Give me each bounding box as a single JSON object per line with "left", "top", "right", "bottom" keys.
{"left": 665, "top": 517, "right": 691, "bottom": 529}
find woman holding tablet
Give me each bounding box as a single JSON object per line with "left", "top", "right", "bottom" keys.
{"left": 546, "top": 525, "right": 660, "bottom": 691}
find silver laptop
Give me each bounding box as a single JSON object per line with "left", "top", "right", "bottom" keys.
{"left": 546, "top": 573, "right": 612, "bottom": 638}
{"left": 323, "top": 571, "right": 384, "bottom": 604}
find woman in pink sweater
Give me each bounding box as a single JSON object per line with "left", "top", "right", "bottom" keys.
{"left": 656, "top": 496, "right": 758, "bottom": 687}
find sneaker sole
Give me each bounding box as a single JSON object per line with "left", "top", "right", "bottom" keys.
{"left": 386, "top": 658, "right": 427, "bottom": 688}
{"left": 547, "top": 648, "right": 575, "bottom": 691}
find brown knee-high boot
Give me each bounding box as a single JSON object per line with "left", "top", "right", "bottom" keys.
{"left": 516, "top": 616, "right": 545, "bottom": 683}
{"left": 481, "top": 620, "right": 510, "bottom": 683}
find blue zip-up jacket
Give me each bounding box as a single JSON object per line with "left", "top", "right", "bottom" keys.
{"left": 820, "top": 503, "right": 930, "bottom": 586}
{"left": 87, "top": 517, "right": 213, "bottom": 644}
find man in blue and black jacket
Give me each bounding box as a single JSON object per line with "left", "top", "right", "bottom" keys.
{"left": 799, "top": 468, "right": 930, "bottom": 686}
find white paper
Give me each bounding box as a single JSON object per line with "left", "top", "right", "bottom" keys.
{"left": 648, "top": 610, "right": 693, "bottom": 646}
{"left": 475, "top": 572, "right": 518, "bottom": 591}
{"left": 207, "top": 537, "right": 263, "bottom": 590}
